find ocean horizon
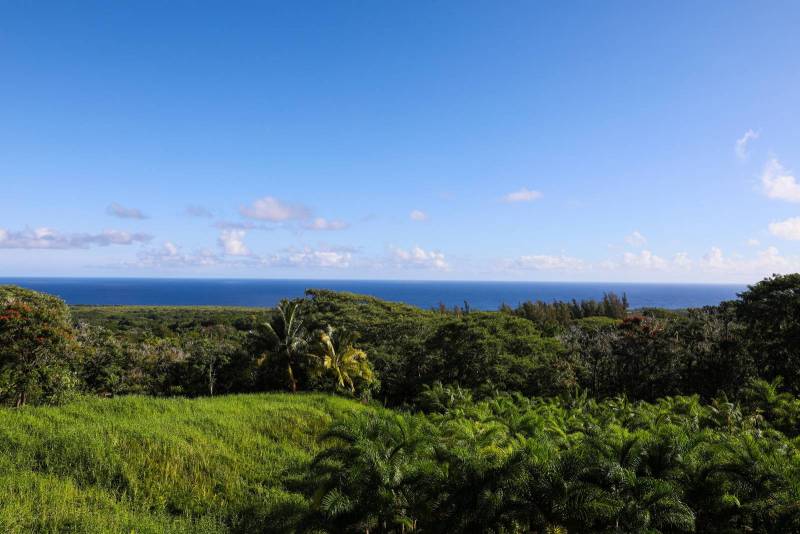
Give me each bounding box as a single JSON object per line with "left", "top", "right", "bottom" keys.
{"left": 0, "top": 277, "right": 746, "bottom": 310}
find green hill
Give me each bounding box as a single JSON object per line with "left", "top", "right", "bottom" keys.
{"left": 0, "top": 393, "right": 367, "bottom": 533}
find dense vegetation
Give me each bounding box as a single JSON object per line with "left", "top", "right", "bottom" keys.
{"left": 2, "top": 274, "right": 800, "bottom": 532}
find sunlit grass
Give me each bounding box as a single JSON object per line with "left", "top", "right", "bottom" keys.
{"left": 0, "top": 393, "right": 366, "bottom": 533}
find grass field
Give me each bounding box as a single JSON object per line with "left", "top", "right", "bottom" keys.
{"left": 0, "top": 393, "right": 367, "bottom": 533}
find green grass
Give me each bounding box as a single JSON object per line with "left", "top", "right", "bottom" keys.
{"left": 0, "top": 393, "right": 368, "bottom": 533}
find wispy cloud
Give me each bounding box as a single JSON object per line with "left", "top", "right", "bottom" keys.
{"left": 735, "top": 129, "right": 759, "bottom": 160}
{"left": 409, "top": 210, "right": 428, "bottom": 221}
{"left": 516, "top": 254, "right": 585, "bottom": 270}
{"left": 240, "top": 196, "right": 310, "bottom": 221}
{"left": 503, "top": 187, "right": 542, "bottom": 203}
{"left": 624, "top": 230, "right": 647, "bottom": 247}
{"left": 107, "top": 202, "right": 148, "bottom": 219}
{"left": 264, "top": 246, "right": 353, "bottom": 268}
{"left": 761, "top": 157, "right": 800, "bottom": 202}
{"left": 303, "top": 217, "right": 349, "bottom": 231}
{"left": 184, "top": 205, "right": 213, "bottom": 218}
{"left": 0, "top": 227, "right": 152, "bottom": 249}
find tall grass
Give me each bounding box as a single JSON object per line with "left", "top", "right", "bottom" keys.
{"left": 0, "top": 393, "right": 366, "bottom": 533}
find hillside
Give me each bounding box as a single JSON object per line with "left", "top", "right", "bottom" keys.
{"left": 0, "top": 393, "right": 367, "bottom": 533}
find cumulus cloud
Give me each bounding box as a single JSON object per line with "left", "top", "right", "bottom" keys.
{"left": 107, "top": 202, "right": 148, "bottom": 219}
{"left": 218, "top": 230, "right": 250, "bottom": 256}
{"left": 240, "top": 196, "right": 310, "bottom": 221}
{"left": 735, "top": 129, "right": 759, "bottom": 160}
{"left": 303, "top": 217, "right": 349, "bottom": 231}
{"left": 391, "top": 246, "right": 449, "bottom": 270}
{"left": 622, "top": 250, "right": 667, "bottom": 270}
{"left": 769, "top": 217, "right": 800, "bottom": 240}
{"left": 625, "top": 230, "right": 647, "bottom": 247}
{"left": 673, "top": 252, "right": 692, "bottom": 268}
{"left": 184, "top": 205, "right": 213, "bottom": 218}
{"left": 268, "top": 246, "right": 353, "bottom": 268}
{"left": 0, "top": 227, "right": 152, "bottom": 249}
{"left": 503, "top": 187, "right": 543, "bottom": 203}
{"left": 697, "top": 246, "right": 798, "bottom": 275}
{"left": 761, "top": 158, "right": 800, "bottom": 202}
{"left": 409, "top": 210, "right": 428, "bottom": 222}
{"left": 747, "top": 238, "right": 760, "bottom": 247}
{"left": 516, "top": 254, "right": 585, "bottom": 270}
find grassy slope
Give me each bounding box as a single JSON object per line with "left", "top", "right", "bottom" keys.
{"left": 0, "top": 393, "right": 367, "bottom": 533}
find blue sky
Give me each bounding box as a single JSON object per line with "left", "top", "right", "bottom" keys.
{"left": 2, "top": 1, "right": 800, "bottom": 282}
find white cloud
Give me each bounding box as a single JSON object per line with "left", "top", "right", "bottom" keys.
{"left": 747, "top": 238, "right": 760, "bottom": 247}
{"left": 735, "top": 129, "right": 759, "bottom": 160}
{"left": 624, "top": 230, "right": 647, "bottom": 247}
{"left": 769, "top": 217, "right": 800, "bottom": 240}
{"left": 516, "top": 254, "right": 585, "bottom": 270}
{"left": 698, "top": 246, "right": 797, "bottom": 275}
{"left": 304, "top": 217, "right": 349, "bottom": 231}
{"left": 503, "top": 187, "right": 543, "bottom": 203}
{"left": 132, "top": 243, "right": 221, "bottom": 268}
{"left": 240, "top": 196, "right": 310, "bottom": 221}
{"left": 163, "top": 241, "right": 179, "bottom": 256}
{"left": 273, "top": 247, "right": 352, "bottom": 268}
{"left": 622, "top": 250, "right": 667, "bottom": 270}
{"left": 0, "top": 227, "right": 152, "bottom": 249}
{"left": 107, "top": 202, "right": 148, "bottom": 219}
{"left": 673, "top": 252, "right": 692, "bottom": 268}
{"left": 761, "top": 158, "right": 800, "bottom": 202}
{"left": 185, "top": 205, "right": 213, "bottom": 218}
{"left": 701, "top": 247, "right": 728, "bottom": 270}
{"left": 391, "top": 246, "right": 449, "bottom": 270}
{"left": 218, "top": 230, "right": 250, "bottom": 256}
{"left": 409, "top": 210, "right": 428, "bottom": 221}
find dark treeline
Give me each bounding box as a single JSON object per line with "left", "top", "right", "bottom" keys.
{"left": 1, "top": 275, "right": 799, "bottom": 407}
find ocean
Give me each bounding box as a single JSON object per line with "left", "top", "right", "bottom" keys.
{"left": 0, "top": 278, "right": 746, "bottom": 310}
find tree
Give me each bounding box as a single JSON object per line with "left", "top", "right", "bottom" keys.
{"left": 736, "top": 274, "right": 800, "bottom": 392}
{"left": 310, "top": 325, "right": 374, "bottom": 395}
{"left": 252, "top": 299, "right": 309, "bottom": 392}
{"left": 184, "top": 325, "right": 236, "bottom": 396}
{"left": 308, "top": 411, "right": 437, "bottom": 533}
{"left": 0, "top": 286, "right": 78, "bottom": 406}
{"left": 75, "top": 323, "right": 128, "bottom": 396}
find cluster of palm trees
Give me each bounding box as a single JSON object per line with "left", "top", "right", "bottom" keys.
{"left": 252, "top": 300, "right": 374, "bottom": 395}
{"left": 303, "top": 385, "right": 800, "bottom": 533}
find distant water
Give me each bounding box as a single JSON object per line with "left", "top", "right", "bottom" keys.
{"left": 0, "top": 278, "right": 746, "bottom": 310}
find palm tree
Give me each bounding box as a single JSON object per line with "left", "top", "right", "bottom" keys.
{"left": 311, "top": 325, "right": 374, "bottom": 394}
{"left": 255, "top": 299, "right": 309, "bottom": 392}
{"left": 309, "top": 411, "right": 437, "bottom": 533}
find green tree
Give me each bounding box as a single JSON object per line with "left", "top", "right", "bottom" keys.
{"left": 0, "top": 286, "right": 78, "bottom": 406}
{"left": 308, "top": 411, "right": 437, "bottom": 533}
{"left": 735, "top": 274, "right": 800, "bottom": 392}
{"left": 75, "top": 323, "right": 128, "bottom": 396}
{"left": 252, "top": 299, "right": 309, "bottom": 392}
{"left": 184, "top": 325, "right": 237, "bottom": 396}
{"left": 311, "top": 325, "right": 374, "bottom": 395}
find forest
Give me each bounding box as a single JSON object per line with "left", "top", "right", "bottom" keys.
{"left": 1, "top": 274, "right": 800, "bottom": 533}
